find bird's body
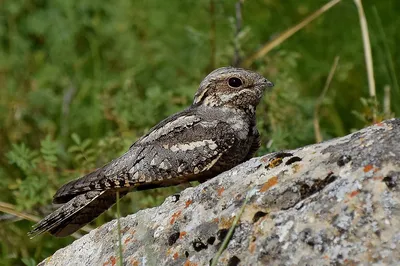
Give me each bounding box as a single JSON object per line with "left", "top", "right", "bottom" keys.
{"left": 29, "top": 67, "right": 273, "bottom": 237}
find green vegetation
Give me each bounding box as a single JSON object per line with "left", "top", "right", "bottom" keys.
{"left": 0, "top": 0, "right": 398, "bottom": 264}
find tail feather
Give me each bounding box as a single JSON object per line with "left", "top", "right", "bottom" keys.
{"left": 53, "top": 150, "right": 140, "bottom": 204}
{"left": 29, "top": 190, "right": 126, "bottom": 238}
{"left": 52, "top": 168, "right": 105, "bottom": 204}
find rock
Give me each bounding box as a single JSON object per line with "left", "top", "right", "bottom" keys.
{"left": 39, "top": 119, "right": 400, "bottom": 266}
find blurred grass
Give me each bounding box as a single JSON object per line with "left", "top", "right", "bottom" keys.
{"left": 0, "top": 0, "right": 399, "bottom": 264}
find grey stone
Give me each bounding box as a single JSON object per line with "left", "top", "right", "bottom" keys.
{"left": 39, "top": 119, "right": 400, "bottom": 266}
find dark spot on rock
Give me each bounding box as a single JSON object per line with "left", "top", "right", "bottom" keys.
{"left": 273, "top": 152, "right": 293, "bottom": 159}
{"left": 299, "top": 173, "right": 337, "bottom": 200}
{"left": 171, "top": 194, "right": 180, "bottom": 202}
{"left": 383, "top": 175, "right": 397, "bottom": 189}
{"left": 306, "top": 238, "right": 315, "bottom": 247}
{"left": 207, "top": 236, "right": 216, "bottom": 245}
{"left": 337, "top": 155, "right": 352, "bottom": 166}
{"left": 227, "top": 256, "right": 241, "bottom": 266}
{"left": 193, "top": 238, "right": 207, "bottom": 252}
{"left": 185, "top": 251, "right": 189, "bottom": 258}
{"left": 252, "top": 211, "right": 268, "bottom": 223}
{"left": 299, "top": 184, "right": 312, "bottom": 199}
{"left": 168, "top": 231, "right": 180, "bottom": 246}
{"left": 217, "top": 228, "right": 229, "bottom": 241}
{"left": 285, "top": 156, "right": 302, "bottom": 165}
{"left": 299, "top": 228, "right": 313, "bottom": 244}
{"left": 326, "top": 173, "right": 337, "bottom": 183}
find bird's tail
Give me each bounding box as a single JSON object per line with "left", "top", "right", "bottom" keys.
{"left": 29, "top": 190, "right": 126, "bottom": 237}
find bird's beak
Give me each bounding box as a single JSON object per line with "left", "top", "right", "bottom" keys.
{"left": 263, "top": 78, "right": 274, "bottom": 88}
{"left": 258, "top": 78, "right": 274, "bottom": 89}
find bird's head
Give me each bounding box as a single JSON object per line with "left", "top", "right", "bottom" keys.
{"left": 193, "top": 67, "right": 274, "bottom": 112}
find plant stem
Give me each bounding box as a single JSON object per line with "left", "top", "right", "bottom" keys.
{"left": 243, "top": 0, "right": 341, "bottom": 67}
{"left": 211, "top": 187, "right": 256, "bottom": 266}
{"left": 116, "top": 191, "right": 123, "bottom": 266}
{"left": 354, "top": 0, "right": 376, "bottom": 99}
{"left": 313, "top": 56, "right": 340, "bottom": 143}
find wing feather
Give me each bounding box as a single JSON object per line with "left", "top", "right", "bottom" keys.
{"left": 53, "top": 109, "right": 237, "bottom": 203}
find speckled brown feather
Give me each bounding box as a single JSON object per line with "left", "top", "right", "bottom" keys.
{"left": 29, "top": 67, "right": 273, "bottom": 237}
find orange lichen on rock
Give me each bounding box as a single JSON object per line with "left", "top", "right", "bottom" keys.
{"left": 103, "top": 256, "right": 116, "bottom": 266}
{"left": 349, "top": 190, "right": 359, "bottom": 198}
{"left": 217, "top": 187, "right": 225, "bottom": 196}
{"left": 219, "top": 216, "right": 235, "bottom": 228}
{"left": 170, "top": 210, "right": 182, "bottom": 225}
{"left": 363, "top": 165, "right": 373, "bottom": 173}
{"left": 185, "top": 199, "right": 193, "bottom": 208}
{"left": 124, "top": 236, "right": 133, "bottom": 245}
{"left": 268, "top": 157, "right": 282, "bottom": 168}
{"left": 184, "top": 260, "right": 197, "bottom": 266}
{"left": 130, "top": 259, "right": 139, "bottom": 266}
{"left": 179, "top": 231, "right": 187, "bottom": 238}
{"left": 260, "top": 176, "right": 278, "bottom": 192}
{"left": 173, "top": 252, "right": 179, "bottom": 260}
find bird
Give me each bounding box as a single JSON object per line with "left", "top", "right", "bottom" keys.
{"left": 29, "top": 67, "right": 274, "bottom": 237}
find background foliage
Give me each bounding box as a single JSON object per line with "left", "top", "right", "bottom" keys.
{"left": 0, "top": 0, "right": 399, "bottom": 264}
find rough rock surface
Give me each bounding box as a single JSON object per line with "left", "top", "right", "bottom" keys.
{"left": 40, "top": 119, "right": 400, "bottom": 266}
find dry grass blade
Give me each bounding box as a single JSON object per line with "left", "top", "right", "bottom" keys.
{"left": 242, "top": 0, "right": 342, "bottom": 67}
{"left": 0, "top": 201, "right": 92, "bottom": 239}
{"left": 209, "top": 0, "right": 217, "bottom": 70}
{"left": 313, "top": 56, "right": 340, "bottom": 143}
{"left": 0, "top": 201, "right": 39, "bottom": 222}
{"left": 116, "top": 191, "right": 123, "bottom": 266}
{"left": 354, "top": 0, "right": 376, "bottom": 98}
{"left": 233, "top": 0, "right": 244, "bottom": 66}
{"left": 384, "top": 85, "right": 391, "bottom": 118}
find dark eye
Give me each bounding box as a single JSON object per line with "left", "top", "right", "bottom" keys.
{"left": 228, "top": 77, "right": 243, "bottom": 88}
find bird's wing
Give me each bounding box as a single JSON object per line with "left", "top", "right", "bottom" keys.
{"left": 53, "top": 109, "right": 236, "bottom": 204}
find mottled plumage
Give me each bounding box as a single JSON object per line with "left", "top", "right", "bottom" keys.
{"left": 29, "top": 67, "right": 273, "bottom": 237}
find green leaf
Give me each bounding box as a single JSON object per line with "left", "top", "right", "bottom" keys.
{"left": 71, "top": 133, "right": 81, "bottom": 145}
{"left": 40, "top": 135, "right": 58, "bottom": 167}
{"left": 21, "top": 257, "right": 36, "bottom": 266}
{"left": 6, "top": 143, "right": 39, "bottom": 175}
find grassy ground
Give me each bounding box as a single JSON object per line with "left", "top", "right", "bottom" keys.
{"left": 0, "top": 0, "right": 399, "bottom": 264}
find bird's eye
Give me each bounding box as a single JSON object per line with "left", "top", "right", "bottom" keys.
{"left": 228, "top": 77, "right": 243, "bottom": 88}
